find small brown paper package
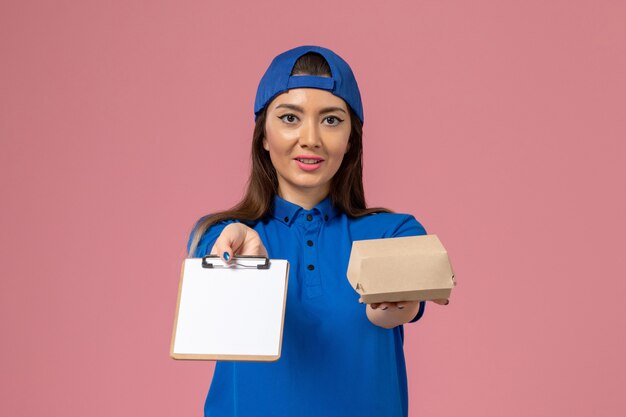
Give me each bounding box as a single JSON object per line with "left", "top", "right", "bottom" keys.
{"left": 347, "top": 234, "right": 456, "bottom": 304}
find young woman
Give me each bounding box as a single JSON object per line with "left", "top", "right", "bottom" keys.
{"left": 187, "top": 45, "right": 448, "bottom": 417}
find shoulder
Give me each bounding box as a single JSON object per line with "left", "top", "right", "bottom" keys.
{"left": 348, "top": 211, "right": 427, "bottom": 240}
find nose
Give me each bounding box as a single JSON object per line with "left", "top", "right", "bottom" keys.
{"left": 298, "top": 119, "right": 321, "bottom": 149}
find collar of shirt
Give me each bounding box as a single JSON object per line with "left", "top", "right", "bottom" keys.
{"left": 270, "top": 194, "right": 339, "bottom": 226}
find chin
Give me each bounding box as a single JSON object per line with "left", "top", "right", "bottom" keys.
{"left": 290, "top": 180, "right": 330, "bottom": 192}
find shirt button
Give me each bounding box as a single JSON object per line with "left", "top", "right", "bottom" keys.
{"left": 306, "top": 214, "right": 313, "bottom": 221}
{"left": 284, "top": 216, "right": 289, "bottom": 222}
{"left": 307, "top": 264, "right": 315, "bottom": 271}
{"left": 307, "top": 240, "right": 313, "bottom": 247}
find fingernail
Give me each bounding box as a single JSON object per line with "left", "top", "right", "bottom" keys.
{"left": 223, "top": 252, "right": 230, "bottom": 261}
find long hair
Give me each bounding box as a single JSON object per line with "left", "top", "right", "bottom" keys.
{"left": 187, "top": 52, "right": 392, "bottom": 257}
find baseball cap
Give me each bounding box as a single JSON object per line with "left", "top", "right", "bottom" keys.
{"left": 254, "top": 45, "right": 364, "bottom": 125}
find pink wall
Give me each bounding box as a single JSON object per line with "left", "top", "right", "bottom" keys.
{"left": 1, "top": 1, "right": 625, "bottom": 416}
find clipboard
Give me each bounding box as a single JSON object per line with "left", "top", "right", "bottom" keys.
{"left": 170, "top": 255, "right": 290, "bottom": 361}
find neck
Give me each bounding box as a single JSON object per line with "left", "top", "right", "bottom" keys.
{"left": 278, "top": 185, "right": 329, "bottom": 210}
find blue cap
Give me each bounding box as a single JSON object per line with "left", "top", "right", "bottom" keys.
{"left": 254, "top": 45, "right": 364, "bottom": 125}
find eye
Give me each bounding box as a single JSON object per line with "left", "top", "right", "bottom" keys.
{"left": 323, "top": 116, "right": 344, "bottom": 126}
{"left": 278, "top": 114, "right": 299, "bottom": 124}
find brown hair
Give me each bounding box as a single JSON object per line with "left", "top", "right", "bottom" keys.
{"left": 187, "top": 52, "right": 392, "bottom": 257}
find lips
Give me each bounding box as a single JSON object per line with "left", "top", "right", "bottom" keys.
{"left": 294, "top": 155, "right": 324, "bottom": 164}
{"left": 293, "top": 155, "right": 324, "bottom": 171}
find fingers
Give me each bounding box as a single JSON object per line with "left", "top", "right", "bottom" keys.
{"left": 212, "top": 224, "right": 245, "bottom": 263}
{"left": 211, "top": 223, "right": 268, "bottom": 263}
{"left": 370, "top": 299, "right": 450, "bottom": 309}
{"left": 237, "top": 233, "right": 269, "bottom": 257}
{"left": 370, "top": 302, "right": 397, "bottom": 311}
{"left": 369, "top": 300, "right": 423, "bottom": 310}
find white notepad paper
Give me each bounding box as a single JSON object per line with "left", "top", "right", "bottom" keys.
{"left": 171, "top": 256, "right": 289, "bottom": 361}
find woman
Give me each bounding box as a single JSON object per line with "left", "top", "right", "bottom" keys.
{"left": 187, "top": 45, "right": 448, "bottom": 417}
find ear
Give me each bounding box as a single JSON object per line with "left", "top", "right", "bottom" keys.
{"left": 345, "top": 141, "right": 351, "bottom": 154}
{"left": 262, "top": 136, "right": 269, "bottom": 151}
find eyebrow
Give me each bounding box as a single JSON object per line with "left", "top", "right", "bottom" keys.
{"left": 273, "top": 103, "right": 347, "bottom": 114}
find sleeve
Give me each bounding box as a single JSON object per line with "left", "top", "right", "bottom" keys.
{"left": 186, "top": 216, "right": 240, "bottom": 258}
{"left": 389, "top": 214, "right": 427, "bottom": 238}
{"left": 391, "top": 214, "right": 428, "bottom": 323}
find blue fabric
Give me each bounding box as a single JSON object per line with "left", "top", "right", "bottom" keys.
{"left": 287, "top": 75, "right": 335, "bottom": 90}
{"left": 253, "top": 45, "right": 365, "bottom": 125}
{"left": 187, "top": 195, "right": 427, "bottom": 417}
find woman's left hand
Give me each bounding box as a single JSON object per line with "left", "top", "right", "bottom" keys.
{"left": 369, "top": 298, "right": 449, "bottom": 310}
{"left": 365, "top": 298, "right": 449, "bottom": 328}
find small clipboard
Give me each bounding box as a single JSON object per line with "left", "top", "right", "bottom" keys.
{"left": 170, "top": 255, "right": 290, "bottom": 361}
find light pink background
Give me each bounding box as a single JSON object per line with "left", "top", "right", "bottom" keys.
{"left": 1, "top": 1, "right": 625, "bottom": 416}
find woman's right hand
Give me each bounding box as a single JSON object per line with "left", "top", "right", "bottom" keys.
{"left": 210, "top": 223, "right": 268, "bottom": 264}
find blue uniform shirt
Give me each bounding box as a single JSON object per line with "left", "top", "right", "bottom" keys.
{"left": 188, "top": 195, "right": 427, "bottom": 417}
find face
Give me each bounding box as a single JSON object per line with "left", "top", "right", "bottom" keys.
{"left": 263, "top": 88, "right": 352, "bottom": 201}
